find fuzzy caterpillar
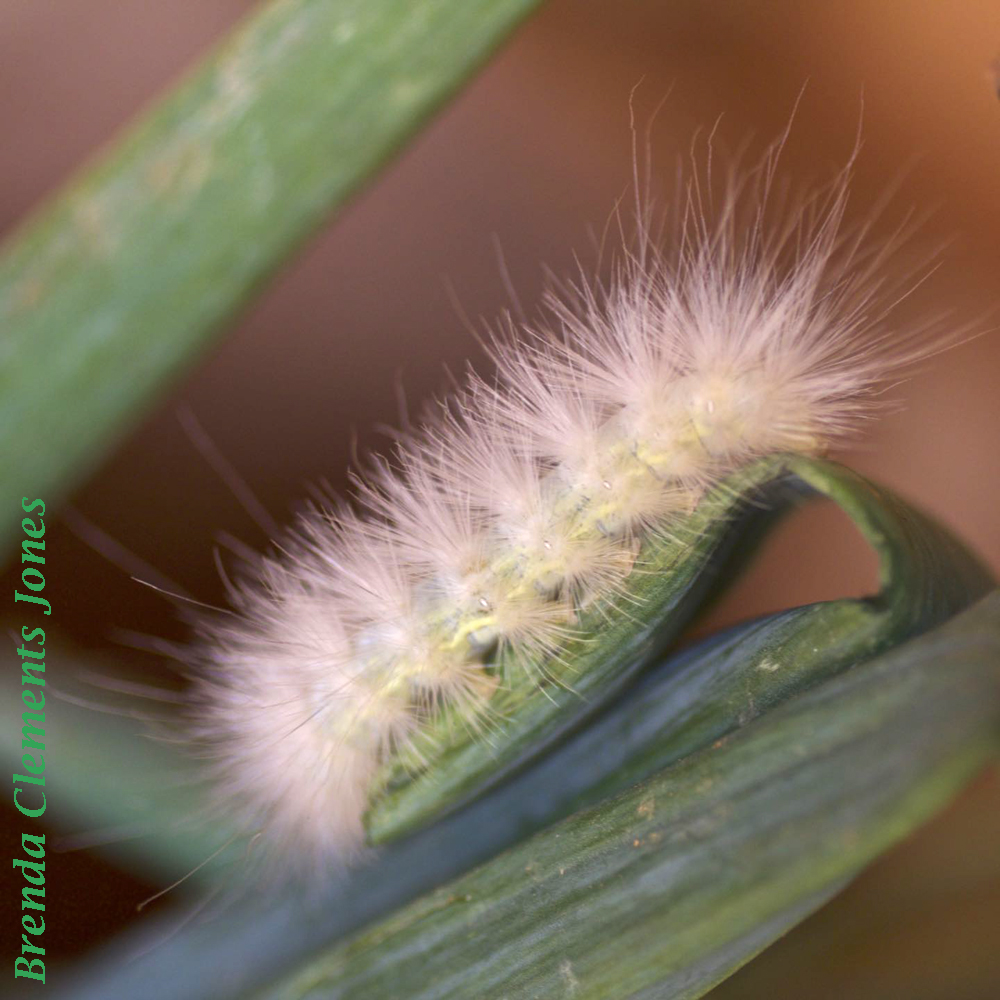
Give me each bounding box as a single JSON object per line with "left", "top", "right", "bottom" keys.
{"left": 189, "top": 136, "right": 946, "bottom": 881}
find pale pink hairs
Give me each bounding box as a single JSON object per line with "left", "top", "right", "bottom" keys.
{"left": 188, "top": 116, "right": 953, "bottom": 879}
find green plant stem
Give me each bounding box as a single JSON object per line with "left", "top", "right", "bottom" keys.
{"left": 0, "top": 0, "right": 542, "bottom": 551}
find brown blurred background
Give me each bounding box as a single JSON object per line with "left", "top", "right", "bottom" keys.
{"left": 2, "top": 0, "right": 999, "bottom": 996}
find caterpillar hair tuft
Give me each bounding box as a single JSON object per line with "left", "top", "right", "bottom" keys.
{"left": 187, "top": 132, "right": 950, "bottom": 881}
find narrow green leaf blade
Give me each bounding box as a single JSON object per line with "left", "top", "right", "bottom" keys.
{"left": 256, "top": 591, "right": 1000, "bottom": 1000}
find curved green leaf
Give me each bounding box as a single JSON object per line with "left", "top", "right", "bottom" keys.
{"left": 366, "top": 454, "right": 992, "bottom": 842}
{"left": 44, "top": 457, "right": 994, "bottom": 1000}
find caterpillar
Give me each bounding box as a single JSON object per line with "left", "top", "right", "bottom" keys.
{"left": 188, "top": 132, "right": 945, "bottom": 881}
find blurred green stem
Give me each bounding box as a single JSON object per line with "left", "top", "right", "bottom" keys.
{"left": 0, "top": 0, "right": 542, "bottom": 550}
